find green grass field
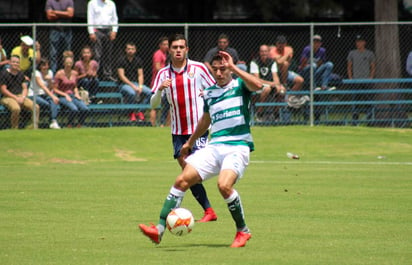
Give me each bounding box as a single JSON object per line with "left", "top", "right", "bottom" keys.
{"left": 0, "top": 126, "right": 411, "bottom": 265}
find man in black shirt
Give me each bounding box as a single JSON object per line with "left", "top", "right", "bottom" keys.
{"left": 117, "top": 42, "right": 152, "bottom": 122}
{"left": 0, "top": 55, "right": 39, "bottom": 129}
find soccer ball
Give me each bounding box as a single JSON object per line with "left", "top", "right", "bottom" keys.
{"left": 166, "top": 208, "right": 195, "bottom": 236}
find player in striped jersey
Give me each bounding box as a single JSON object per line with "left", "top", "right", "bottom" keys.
{"left": 150, "top": 34, "right": 217, "bottom": 223}
{"left": 140, "top": 51, "right": 264, "bottom": 247}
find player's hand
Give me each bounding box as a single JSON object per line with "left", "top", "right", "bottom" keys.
{"left": 180, "top": 142, "right": 192, "bottom": 159}
{"left": 218, "top": 51, "right": 234, "bottom": 68}
{"left": 160, "top": 79, "right": 172, "bottom": 90}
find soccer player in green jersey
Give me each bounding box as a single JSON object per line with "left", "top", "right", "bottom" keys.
{"left": 139, "top": 51, "right": 266, "bottom": 248}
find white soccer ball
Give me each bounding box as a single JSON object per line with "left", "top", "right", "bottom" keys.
{"left": 166, "top": 208, "right": 195, "bottom": 236}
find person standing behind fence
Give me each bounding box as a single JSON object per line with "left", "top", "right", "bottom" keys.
{"left": 45, "top": 0, "right": 74, "bottom": 74}
{"left": 0, "top": 55, "right": 40, "bottom": 129}
{"left": 298, "top": 34, "right": 335, "bottom": 91}
{"left": 74, "top": 46, "right": 99, "bottom": 103}
{"left": 204, "top": 33, "right": 247, "bottom": 74}
{"left": 347, "top": 34, "right": 376, "bottom": 124}
{"left": 87, "top": 0, "right": 118, "bottom": 82}
{"left": 11, "top": 36, "right": 41, "bottom": 78}
{"left": 151, "top": 36, "right": 169, "bottom": 127}
{"left": 117, "top": 42, "right": 152, "bottom": 122}
{"left": 53, "top": 55, "right": 89, "bottom": 128}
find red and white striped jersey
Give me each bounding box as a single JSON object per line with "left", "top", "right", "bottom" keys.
{"left": 152, "top": 59, "right": 215, "bottom": 135}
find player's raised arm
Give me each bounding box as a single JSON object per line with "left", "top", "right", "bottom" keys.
{"left": 218, "top": 51, "right": 263, "bottom": 92}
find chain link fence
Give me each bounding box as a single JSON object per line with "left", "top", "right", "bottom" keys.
{"left": 0, "top": 22, "right": 411, "bottom": 129}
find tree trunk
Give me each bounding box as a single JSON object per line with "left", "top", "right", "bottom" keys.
{"left": 374, "top": 0, "right": 407, "bottom": 127}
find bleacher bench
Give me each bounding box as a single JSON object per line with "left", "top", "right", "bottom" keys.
{"left": 252, "top": 78, "right": 412, "bottom": 127}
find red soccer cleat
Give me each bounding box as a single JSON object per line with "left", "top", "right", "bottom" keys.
{"left": 138, "top": 224, "right": 161, "bottom": 244}
{"left": 197, "top": 208, "right": 218, "bottom": 223}
{"left": 230, "top": 231, "right": 252, "bottom": 248}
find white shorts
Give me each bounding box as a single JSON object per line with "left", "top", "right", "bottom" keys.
{"left": 185, "top": 144, "right": 250, "bottom": 181}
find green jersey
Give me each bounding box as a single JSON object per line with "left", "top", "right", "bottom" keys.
{"left": 203, "top": 78, "right": 254, "bottom": 151}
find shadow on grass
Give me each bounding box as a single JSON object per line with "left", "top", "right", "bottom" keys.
{"left": 159, "top": 243, "right": 229, "bottom": 250}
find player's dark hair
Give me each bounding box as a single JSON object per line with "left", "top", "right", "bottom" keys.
{"left": 211, "top": 53, "right": 224, "bottom": 64}
{"left": 168, "top": 33, "right": 187, "bottom": 47}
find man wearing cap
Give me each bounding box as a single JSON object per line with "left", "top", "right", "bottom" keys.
{"left": 87, "top": 0, "right": 118, "bottom": 81}
{"left": 347, "top": 34, "right": 376, "bottom": 124}
{"left": 298, "top": 34, "right": 335, "bottom": 91}
{"left": 11, "top": 36, "right": 41, "bottom": 77}
{"left": 0, "top": 55, "right": 40, "bottom": 129}
{"left": 347, "top": 35, "right": 376, "bottom": 80}
{"left": 45, "top": 0, "right": 74, "bottom": 74}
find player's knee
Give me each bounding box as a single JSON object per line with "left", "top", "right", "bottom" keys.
{"left": 174, "top": 176, "right": 188, "bottom": 190}
{"left": 217, "top": 182, "right": 232, "bottom": 198}
{"left": 174, "top": 172, "right": 197, "bottom": 192}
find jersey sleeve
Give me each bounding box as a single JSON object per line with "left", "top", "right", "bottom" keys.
{"left": 151, "top": 68, "right": 168, "bottom": 93}
{"left": 198, "top": 63, "right": 215, "bottom": 88}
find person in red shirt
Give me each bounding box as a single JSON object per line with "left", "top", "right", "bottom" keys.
{"left": 150, "top": 36, "right": 169, "bottom": 127}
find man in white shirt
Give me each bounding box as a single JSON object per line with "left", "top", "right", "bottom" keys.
{"left": 87, "top": 0, "right": 118, "bottom": 81}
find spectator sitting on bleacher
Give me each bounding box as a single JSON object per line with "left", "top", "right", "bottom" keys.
{"left": 406, "top": 50, "right": 412, "bottom": 76}
{"left": 270, "top": 35, "right": 305, "bottom": 93}
{"left": 0, "top": 55, "right": 40, "bottom": 129}
{"left": 29, "top": 58, "right": 61, "bottom": 129}
{"left": 250, "top": 44, "right": 285, "bottom": 122}
{"left": 117, "top": 42, "right": 152, "bottom": 122}
{"left": 74, "top": 45, "right": 99, "bottom": 103}
{"left": 298, "top": 34, "right": 335, "bottom": 91}
{"left": 53, "top": 55, "right": 89, "bottom": 128}
{"left": 11, "top": 35, "right": 41, "bottom": 79}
